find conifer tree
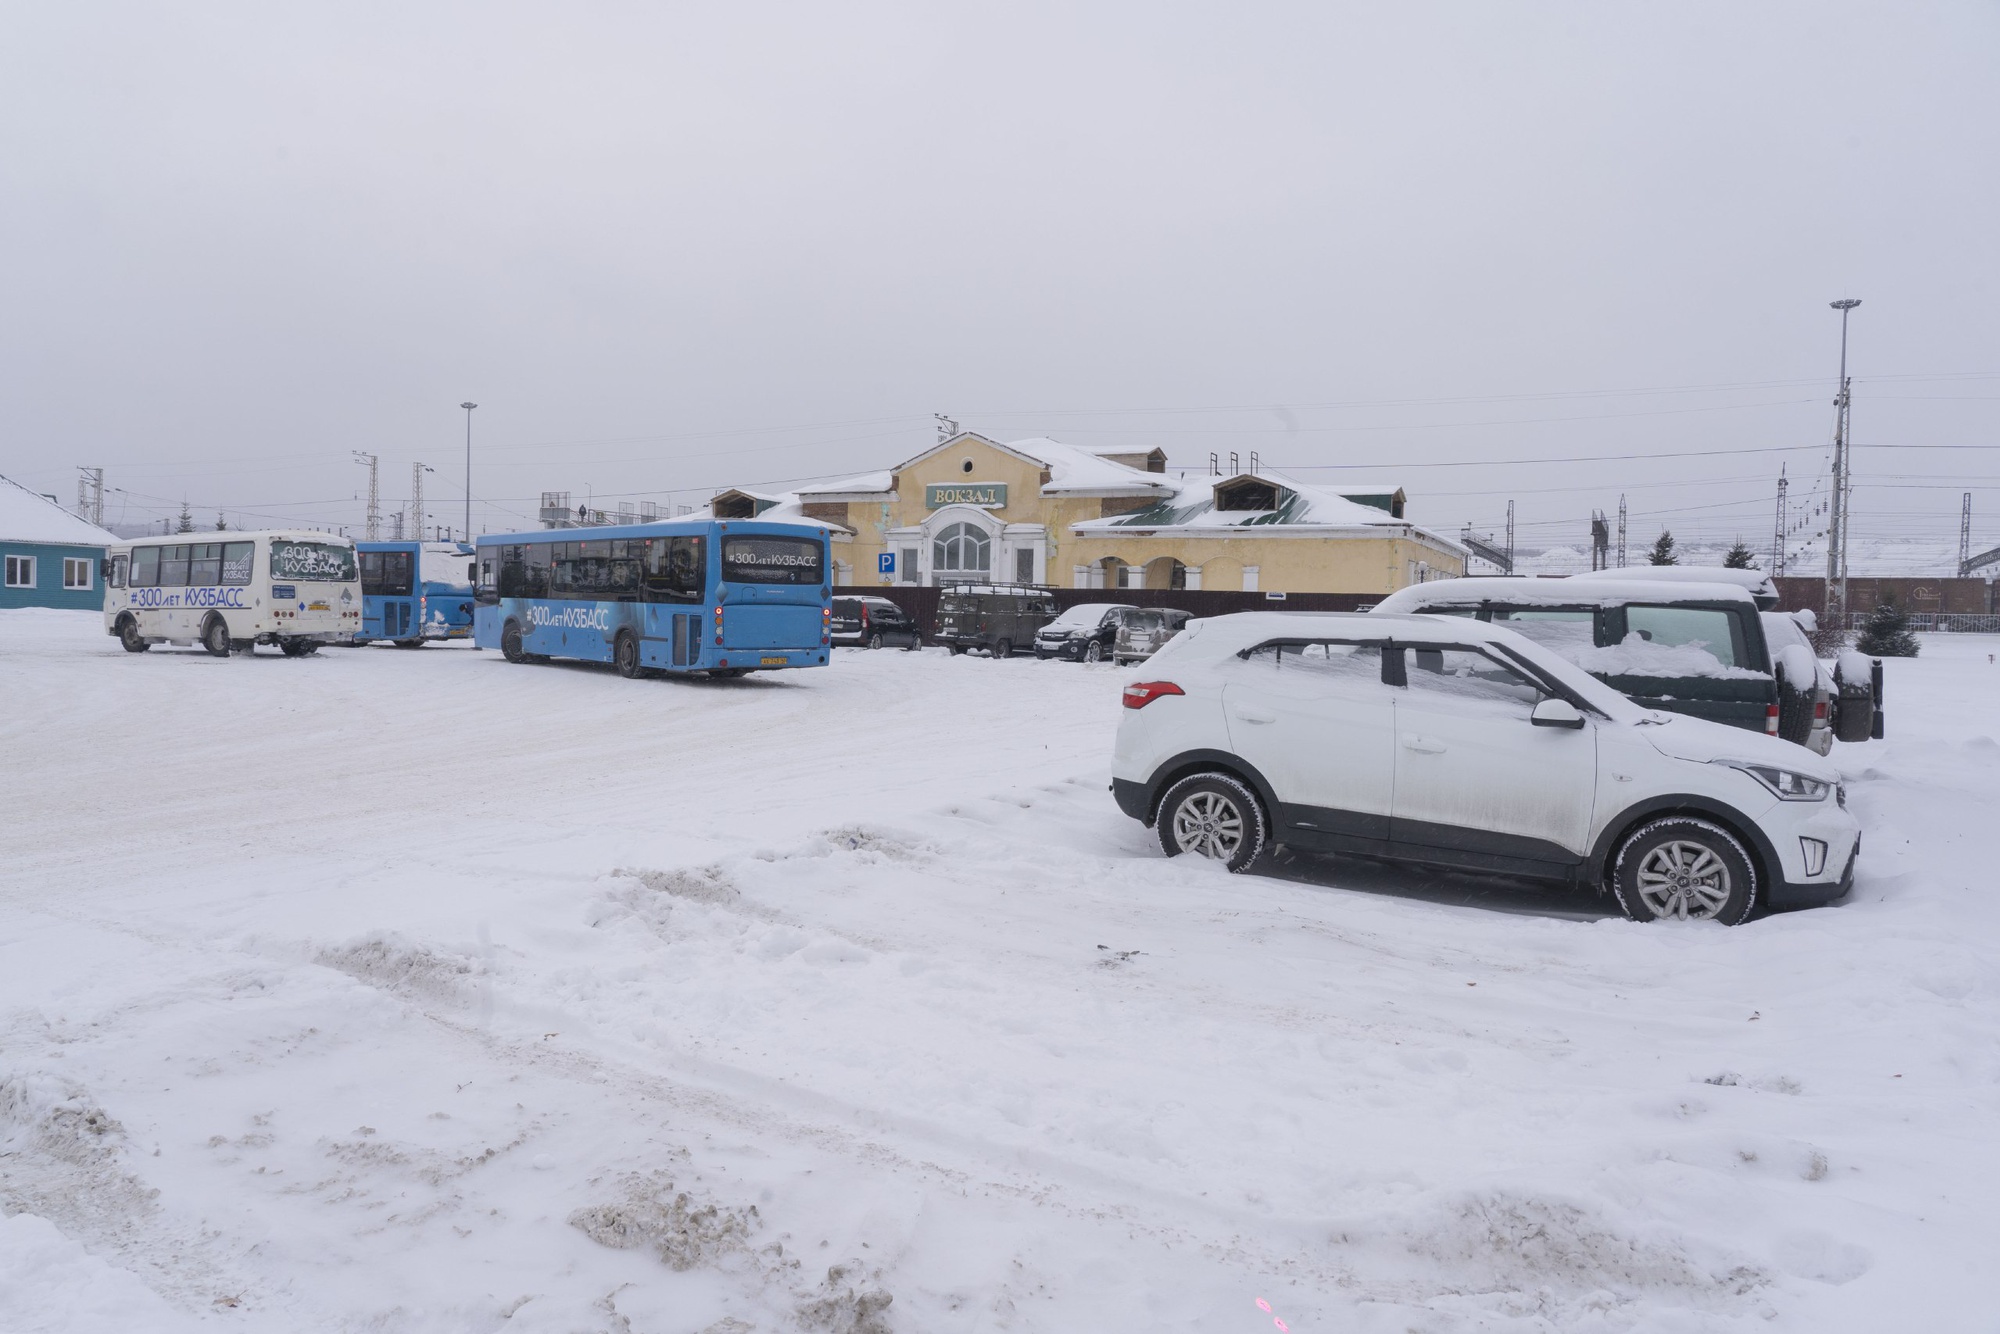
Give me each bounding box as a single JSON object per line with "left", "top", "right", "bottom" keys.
{"left": 1647, "top": 530, "right": 1678, "bottom": 566}
{"left": 1722, "top": 539, "right": 1757, "bottom": 569}
{"left": 1855, "top": 598, "right": 1920, "bottom": 657}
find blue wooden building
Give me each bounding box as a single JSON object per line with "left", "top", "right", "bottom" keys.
{"left": 1, "top": 474, "right": 120, "bottom": 611}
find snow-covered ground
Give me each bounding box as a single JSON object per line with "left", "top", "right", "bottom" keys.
{"left": 3, "top": 608, "right": 1999, "bottom": 1333}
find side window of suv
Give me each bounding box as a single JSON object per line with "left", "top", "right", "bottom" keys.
{"left": 1241, "top": 640, "right": 1384, "bottom": 683}
{"left": 1401, "top": 646, "right": 1544, "bottom": 714}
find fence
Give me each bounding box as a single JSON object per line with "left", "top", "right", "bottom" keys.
{"left": 1844, "top": 612, "right": 2000, "bottom": 634}
{"left": 836, "top": 585, "right": 1375, "bottom": 636}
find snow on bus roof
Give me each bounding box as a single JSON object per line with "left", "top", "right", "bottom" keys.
{"left": 1374, "top": 575, "right": 1757, "bottom": 613}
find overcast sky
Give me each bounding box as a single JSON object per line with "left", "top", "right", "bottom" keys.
{"left": 2, "top": 2, "right": 1995, "bottom": 561}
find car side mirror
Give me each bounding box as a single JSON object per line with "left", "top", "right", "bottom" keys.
{"left": 1531, "top": 698, "right": 1586, "bottom": 729}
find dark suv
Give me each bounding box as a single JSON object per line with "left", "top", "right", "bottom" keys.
{"left": 1033, "top": 603, "right": 1137, "bottom": 662}
{"left": 1375, "top": 576, "right": 1789, "bottom": 739}
{"left": 830, "top": 596, "right": 922, "bottom": 650}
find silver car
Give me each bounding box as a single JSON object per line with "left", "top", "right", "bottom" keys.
{"left": 1113, "top": 607, "right": 1192, "bottom": 665}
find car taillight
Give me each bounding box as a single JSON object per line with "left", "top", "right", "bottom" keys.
{"left": 1814, "top": 700, "right": 1828, "bottom": 721}
{"left": 1123, "top": 681, "right": 1185, "bottom": 709}
{"left": 859, "top": 607, "right": 869, "bottom": 629}
{"left": 1765, "top": 703, "right": 1780, "bottom": 735}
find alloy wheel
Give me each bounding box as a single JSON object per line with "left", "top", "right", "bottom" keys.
{"left": 1635, "top": 840, "right": 1732, "bottom": 920}
{"left": 1172, "top": 791, "right": 1243, "bottom": 860}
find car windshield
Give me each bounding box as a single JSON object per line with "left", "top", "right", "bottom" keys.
{"left": 1047, "top": 604, "right": 1129, "bottom": 630}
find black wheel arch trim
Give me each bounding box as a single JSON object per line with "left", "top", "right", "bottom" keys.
{"left": 1129, "top": 749, "right": 1282, "bottom": 830}
{"left": 1588, "top": 793, "right": 1780, "bottom": 901}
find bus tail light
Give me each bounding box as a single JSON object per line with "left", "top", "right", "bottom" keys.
{"left": 1123, "top": 681, "right": 1185, "bottom": 709}
{"left": 714, "top": 605, "right": 723, "bottom": 646}
{"left": 1765, "top": 703, "right": 1780, "bottom": 735}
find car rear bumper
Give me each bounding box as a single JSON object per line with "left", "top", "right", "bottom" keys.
{"left": 1111, "top": 777, "right": 1152, "bottom": 824}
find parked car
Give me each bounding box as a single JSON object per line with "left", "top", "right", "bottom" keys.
{"left": 1759, "top": 609, "right": 1834, "bottom": 754}
{"left": 1113, "top": 607, "right": 1193, "bottom": 664}
{"left": 1033, "top": 603, "right": 1136, "bottom": 662}
{"left": 1375, "top": 575, "right": 1791, "bottom": 741}
{"left": 1112, "top": 611, "right": 1859, "bottom": 924}
{"left": 830, "top": 595, "right": 922, "bottom": 650}
{"left": 936, "top": 582, "right": 1059, "bottom": 657}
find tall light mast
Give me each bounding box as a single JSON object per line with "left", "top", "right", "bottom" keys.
{"left": 1826, "top": 298, "right": 1861, "bottom": 632}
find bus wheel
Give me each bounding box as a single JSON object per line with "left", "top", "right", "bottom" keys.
{"left": 992, "top": 638, "right": 1013, "bottom": 659}
{"left": 117, "top": 616, "right": 150, "bottom": 653}
{"left": 201, "top": 615, "right": 232, "bottom": 658}
{"left": 393, "top": 639, "right": 427, "bottom": 650}
{"left": 501, "top": 621, "right": 527, "bottom": 664}
{"left": 614, "top": 631, "right": 643, "bottom": 679}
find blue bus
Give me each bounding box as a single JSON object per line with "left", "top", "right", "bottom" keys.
{"left": 356, "top": 541, "right": 476, "bottom": 647}
{"left": 472, "top": 519, "right": 831, "bottom": 677}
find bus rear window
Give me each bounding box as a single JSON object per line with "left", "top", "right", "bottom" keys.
{"left": 721, "top": 535, "right": 823, "bottom": 585}
{"left": 270, "top": 541, "right": 357, "bottom": 584}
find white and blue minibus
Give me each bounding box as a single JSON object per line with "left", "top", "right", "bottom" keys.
{"left": 472, "top": 519, "right": 832, "bottom": 678}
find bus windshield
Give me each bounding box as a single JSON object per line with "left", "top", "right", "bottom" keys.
{"left": 721, "top": 535, "right": 823, "bottom": 585}
{"left": 271, "top": 540, "right": 358, "bottom": 583}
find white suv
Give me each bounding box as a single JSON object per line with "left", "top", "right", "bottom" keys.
{"left": 1111, "top": 612, "right": 1860, "bottom": 924}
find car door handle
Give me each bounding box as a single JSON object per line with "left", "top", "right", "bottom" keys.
{"left": 1231, "top": 707, "right": 1276, "bottom": 725}
{"left": 1400, "top": 735, "right": 1446, "bottom": 754}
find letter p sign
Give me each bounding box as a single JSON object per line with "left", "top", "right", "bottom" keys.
{"left": 878, "top": 552, "right": 895, "bottom": 574}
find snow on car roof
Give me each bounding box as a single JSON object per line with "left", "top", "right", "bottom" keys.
{"left": 1568, "top": 565, "right": 1777, "bottom": 598}
{"left": 1373, "top": 575, "right": 1756, "bottom": 613}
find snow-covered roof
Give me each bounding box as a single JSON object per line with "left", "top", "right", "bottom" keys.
{"left": 1375, "top": 575, "right": 1757, "bottom": 613}
{"left": 998, "top": 436, "right": 1176, "bottom": 497}
{"left": 794, "top": 470, "right": 896, "bottom": 499}
{"left": 0, "top": 474, "right": 119, "bottom": 546}
{"left": 1071, "top": 468, "right": 1456, "bottom": 547}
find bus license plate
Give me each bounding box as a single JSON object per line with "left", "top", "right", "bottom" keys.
{"left": 307, "top": 601, "right": 330, "bottom": 611}
{"left": 760, "top": 655, "right": 787, "bottom": 666}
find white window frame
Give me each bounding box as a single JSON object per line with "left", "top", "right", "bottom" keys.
{"left": 3, "top": 554, "right": 35, "bottom": 588}
{"left": 63, "top": 556, "right": 93, "bottom": 591}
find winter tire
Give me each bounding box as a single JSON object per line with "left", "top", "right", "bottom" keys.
{"left": 117, "top": 616, "right": 149, "bottom": 653}
{"left": 948, "top": 644, "right": 966, "bottom": 656}
{"left": 279, "top": 638, "right": 319, "bottom": 657}
{"left": 1611, "top": 817, "right": 1757, "bottom": 925}
{"left": 1156, "top": 772, "right": 1268, "bottom": 874}
{"left": 1775, "top": 677, "right": 1814, "bottom": 747}
{"left": 1831, "top": 683, "right": 1874, "bottom": 744}
{"left": 992, "top": 638, "right": 1012, "bottom": 659}
{"left": 614, "top": 631, "right": 643, "bottom": 679}
{"left": 393, "top": 639, "right": 427, "bottom": 650}
{"left": 201, "top": 615, "right": 232, "bottom": 658}
{"left": 501, "top": 620, "right": 528, "bottom": 664}
{"left": 868, "top": 632, "right": 884, "bottom": 650}
{"left": 1084, "top": 641, "right": 1103, "bottom": 664}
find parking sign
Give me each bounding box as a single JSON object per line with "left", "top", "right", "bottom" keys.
{"left": 878, "top": 552, "right": 895, "bottom": 574}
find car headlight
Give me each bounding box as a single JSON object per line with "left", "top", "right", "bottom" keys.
{"left": 1713, "top": 760, "right": 1832, "bottom": 801}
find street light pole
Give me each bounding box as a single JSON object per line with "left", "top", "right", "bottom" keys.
{"left": 1826, "top": 300, "right": 1860, "bottom": 634}
{"left": 460, "top": 402, "right": 478, "bottom": 540}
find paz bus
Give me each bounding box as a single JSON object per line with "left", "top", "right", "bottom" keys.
{"left": 355, "top": 540, "right": 475, "bottom": 647}
{"left": 472, "top": 518, "right": 832, "bottom": 677}
{"left": 104, "top": 530, "right": 362, "bottom": 656}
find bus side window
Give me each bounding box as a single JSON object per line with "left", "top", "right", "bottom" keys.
{"left": 220, "top": 542, "right": 254, "bottom": 585}
{"left": 644, "top": 536, "right": 704, "bottom": 603}
{"left": 130, "top": 547, "right": 160, "bottom": 587}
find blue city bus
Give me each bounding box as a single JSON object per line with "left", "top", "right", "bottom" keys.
{"left": 355, "top": 541, "right": 475, "bottom": 647}
{"left": 472, "top": 519, "right": 831, "bottom": 677}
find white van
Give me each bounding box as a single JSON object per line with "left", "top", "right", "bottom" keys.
{"left": 105, "top": 530, "right": 362, "bottom": 656}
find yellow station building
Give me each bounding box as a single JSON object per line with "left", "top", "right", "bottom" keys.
{"left": 712, "top": 432, "right": 1465, "bottom": 594}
